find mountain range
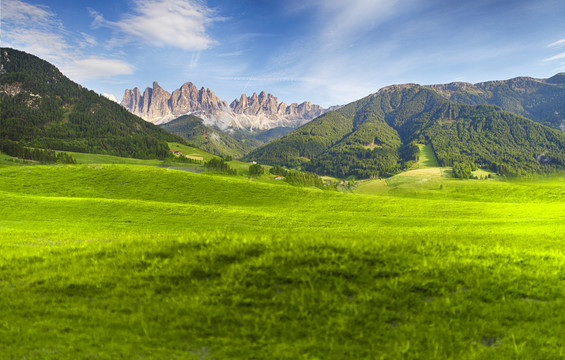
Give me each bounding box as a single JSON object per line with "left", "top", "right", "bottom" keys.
{"left": 2, "top": 46, "right": 564, "bottom": 179}
{"left": 245, "top": 82, "right": 565, "bottom": 178}
{"left": 121, "top": 82, "right": 328, "bottom": 130}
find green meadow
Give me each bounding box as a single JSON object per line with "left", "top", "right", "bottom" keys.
{"left": 1, "top": 154, "right": 565, "bottom": 359}
{"left": 417, "top": 144, "right": 439, "bottom": 169}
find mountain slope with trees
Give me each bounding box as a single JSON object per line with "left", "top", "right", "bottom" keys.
{"left": 159, "top": 114, "right": 260, "bottom": 158}
{"left": 426, "top": 74, "right": 565, "bottom": 131}
{"left": 0, "top": 47, "right": 182, "bottom": 159}
{"left": 245, "top": 86, "right": 565, "bottom": 178}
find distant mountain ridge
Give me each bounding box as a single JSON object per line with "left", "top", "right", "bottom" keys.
{"left": 121, "top": 81, "right": 326, "bottom": 130}
{"left": 159, "top": 114, "right": 261, "bottom": 158}
{"left": 424, "top": 73, "right": 565, "bottom": 131}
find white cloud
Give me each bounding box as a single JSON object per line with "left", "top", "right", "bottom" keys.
{"left": 218, "top": 50, "right": 245, "bottom": 57}
{"left": 265, "top": 0, "right": 417, "bottom": 105}
{"left": 215, "top": 76, "right": 297, "bottom": 82}
{"left": 1, "top": 0, "right": 57, "bottom": 27}
{"left": 189, "top": 52, "right": 201, "bottom": 68}
{"left": 102, "top": 93, "right": 119, "bottom": 102}
{"left": 548, "top": 38, "right": 565, "bottom": 48}
{"left": 79, "top": 32, "right": 98, "bottom": 48}
{"left": 91, "top": 0, "right": 221, "bottom": 51}
{"left": 1, "top": 0, "right": 70, "bottom": 63}
{"left": 543, "top": 52, "right": 565, "bottom": 62}
{"left": 2, "top": 29, "right": 71, "bottom": 64}
{"left": 62, "top": 58, "right": 134, "bottom": 81}
{"left": 1, "top": 0, "right": 134, "bottom": 82}
{"left": 318, "top": 0, "right": 400, "bottom": 39}
{"left": 544, "top": 40, "right": 565, "bottom": 73}
{"left": 287, "top": 0, "right": 406, "bottom": 46}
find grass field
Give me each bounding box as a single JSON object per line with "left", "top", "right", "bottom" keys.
{"left": 59, "top": 143, "right": 261, "bottom": 177}
{"left": 1, "top": 156, "right": 565, "bottom": 358}
{"left": 417, "top": 144, "right": 439, "bottom": 168}
{"left": 168, "top": 142, "right": 217, "bottom": 162}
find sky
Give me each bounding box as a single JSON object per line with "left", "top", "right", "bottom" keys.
{"left": 2, "top": 0, "right": 565, "bottom": 107}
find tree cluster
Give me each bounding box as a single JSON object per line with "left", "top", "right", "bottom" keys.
{"left": 269, "top": 165, "right": 326, "bottom": 189}
{"left": 204, "top": 158, "right": 237, "bottom": 175}
{"left": 452, "top": 162, "right": 474, "bottom": 179}
{"left": 248, "top": 164, "right": 264, "bottom": 176}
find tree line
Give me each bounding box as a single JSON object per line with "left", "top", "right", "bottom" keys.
{"left": 269, "top": 165, "right": 328, "bottom": 189}
{"left": 0, "top": 139, "right": 76, "bottom": 164}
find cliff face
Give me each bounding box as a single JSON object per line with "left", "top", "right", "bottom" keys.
{"left": 121, "top": 82, "right": 326, "bottom": 130}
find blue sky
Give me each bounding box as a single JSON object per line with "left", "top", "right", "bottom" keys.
{"left": 2, "top": 0, "right": 565, "bottom": 107}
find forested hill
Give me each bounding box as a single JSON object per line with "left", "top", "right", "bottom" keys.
{"left": 244, "top": 85, "right": 565, "bottom": 178}
{"left": 0, "top": 47, "right": 182, "bottom": 159}
{"left": 159, "top": 114, "right": 260, "bottom": 158}
{"left": 426, "top": 74, "right": 565, "bottom": 131}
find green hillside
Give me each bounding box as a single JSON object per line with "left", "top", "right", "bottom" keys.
{"left": 0, "top": 47, "right": 182, "bottom": 159}
{"left": 429, "top": 73, "right": 565, "bottom": 130}
{"left": 245, "top": 86, "right": 565, "bottom": 178}
{"left": 1, "top": 160, "right": 564, "bottom": 358}
{"left": 417, "top": 144, "right": 439, "bottom": 168}
{"left": 160, "top": 114, "right": 301, "bottom": 158}
{"left": 160, "top": 114, "right": 260, "bottom": 158}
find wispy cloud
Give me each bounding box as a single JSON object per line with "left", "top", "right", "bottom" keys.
{"left": 287, "top": 0, "right": 405, "bottom": 46}
{"left": 317, "top": 0, "right": 400, "bottom": 41}
{"left": 1, "top": 0, "right": 134, "bottom": 82}
{"left": 548, "top": 38, "right": 565, "bottom": 48}
{"left": 79, "top": 32, "right": 98, "bottom": 48}
{"left": 544, "top": 39, "right": 565, "bottom": 73}
{"left": 543, "top": 52, "right": 565, "bottom": 62}
{"left": 217, "top": 50, "right": 246, "bottom": 57}
{"left": 62, "top": 58, "right": 134, "bottom": 81}
{"left": 189, "top": 52, "right": 201, "bottom": 68}
{"left": 90, "top": 0, "right": 222, "bottom": 51}
{"left": 1, "top": 0, "right": 69, "bottom": 63}
{"left": 1, "top": 0, "right": 58, "bottom": 28}
{"left": 245, "top": 0, "right": 413, "bottom": 105}
{"left": 215, "top": 76, "right": 297, "bottom": 82}
{"left": 2, "top": 28, "right": 71, "bottom": 64}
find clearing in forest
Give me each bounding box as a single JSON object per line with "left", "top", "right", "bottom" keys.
{"left": 417, "top": 144, "right": 439, "bottom": 168}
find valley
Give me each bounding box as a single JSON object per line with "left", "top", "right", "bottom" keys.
{"left": 1, "top": 46, "right": 565, "bottom": 359}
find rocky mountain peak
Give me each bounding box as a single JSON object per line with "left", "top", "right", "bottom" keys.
{"left": 121, "top": 81, "right": 328, "bottom": 129}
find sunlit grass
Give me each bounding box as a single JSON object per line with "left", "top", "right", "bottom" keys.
{"left": 1, "top": 161, "right": 564, "bottom": 359}
{"left": 167, "top": 142, "right": 217, "bottom": 162}
{"left": 417, "top": 144, "right": 439, "bottom": 168}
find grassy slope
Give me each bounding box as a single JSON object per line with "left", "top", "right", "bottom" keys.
{"left": 1, "top": 162, "right": 565, "bottom": 359}
{"left": 160, "top": 115, "right": 258, "bottom": 158}
{"left": 418, "top": 144, "right": 439, "bottom": 168}
{"left": 167, "top": 142, "right": 218, "bottom": 162}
